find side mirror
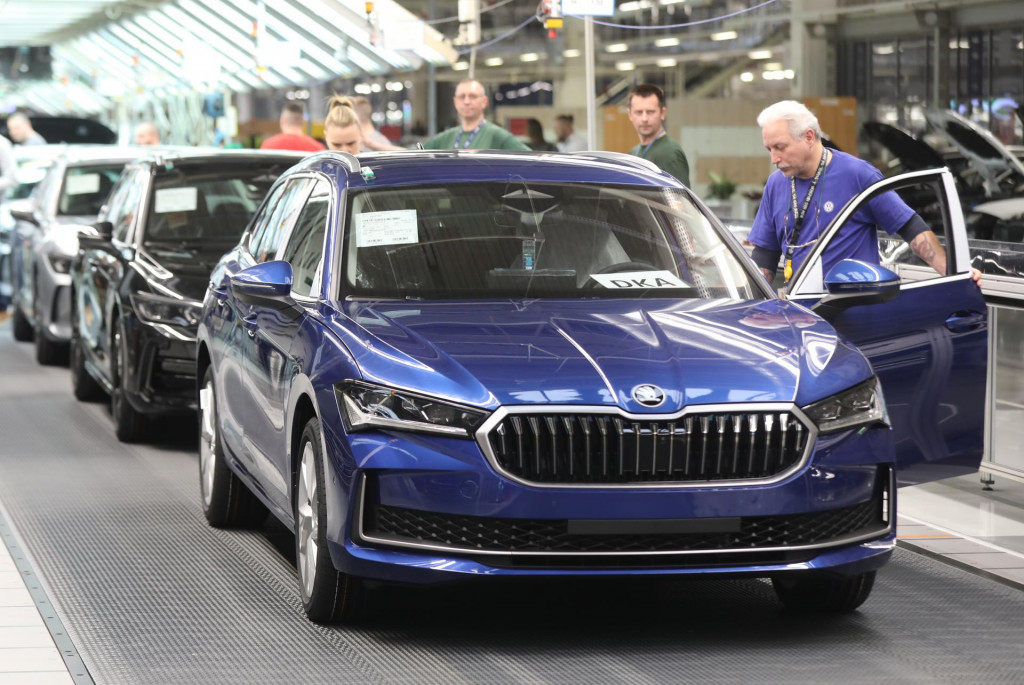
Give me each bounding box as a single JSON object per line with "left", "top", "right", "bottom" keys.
{"left": 93, "top": 221, "right": 113, "bottom": 241}
{"left": 77, "top": 221, "right": 120, "bottom": 256}
{"left": 8, "top": 198, "right": 38, "bottom": 225}
{"left": 812, "top": 259, "right": 900, "bottom": 318}
{"left": 229, "top": 260, "right": 299, "bottom": 317}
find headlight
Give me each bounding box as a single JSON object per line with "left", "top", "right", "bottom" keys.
{"left": 130, "top": 292, "right": 202, "bottom": 328}
{"left": 802, "top": 377, "right": 889, "bottom": 434}
{"left": 337, "top": 381, "right": 488, "bottom": 438}
{"left": 47, "top": 254, "right": 72, "bottom": 274}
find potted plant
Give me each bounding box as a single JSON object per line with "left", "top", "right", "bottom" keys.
{"left": 706, "top": 171, "right": 737, "bottom": 201}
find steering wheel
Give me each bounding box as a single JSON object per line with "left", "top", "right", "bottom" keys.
{"left": 586, "top": 261, "right": 658, "bottom": 288}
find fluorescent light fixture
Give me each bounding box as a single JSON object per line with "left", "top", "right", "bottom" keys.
{"left": 748, "top": 49, "right": 772, "bottom": 60}
{"left": 654, "top": 37, "right": 680, "bottom": 47}
{"left": 764, "top": 62, "right": 783, "bottom": 71}
{"left": 520, "top": 52, "right": 540, "bottom": 62}
{"left": 784, "top": 69, "right": 795, "bottom": 79}
{"left": 452, "top": 61, "right": 469, "bottom": 71}
{"left": 619, "top": 1, "right": 653, "bottom": 11}
{"left": 657, "top": 58, "right": 677, "bottom": 67}
{"left": 606, "top": 43, "right": 629, "bottom": 53}
{"left": 873, "top": 44, "right": 894, "bottom": 55}
{"left": 740, "top": 72, "right": 754, "bottom": 82}
{"left": 563, "top": 48, "right": 581, "bottom": 58}
{"left": 615, "top": 61, "right": 635, "bottom": 71}
{"left": 485, "top": 57, "right": 504, "bottom": 66}
{"left": 660, "top": 0, "right": 687, "bottom": 4}
{"left": 711, "top": 31, "right": 738, "bottom": 41}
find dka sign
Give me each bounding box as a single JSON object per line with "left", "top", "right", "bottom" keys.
{"left": 561, "top": 0, "right": 615, "bottom": 16}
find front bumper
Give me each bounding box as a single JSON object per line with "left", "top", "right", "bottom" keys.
{"left": 122, "top": 315, "right": 198, "bottom": 415}
{"left": 318, "top": 406, "right": 896, "bottom": 584}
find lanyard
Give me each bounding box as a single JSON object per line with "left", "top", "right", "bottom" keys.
{"left": 783, "top": 148, "right": 829, "bottom": 282}
{"left": 638, "top": 128, "right": 664, "bottom": 158}
{"left": 454, "top": 122, "right": 483, "bottom": 149}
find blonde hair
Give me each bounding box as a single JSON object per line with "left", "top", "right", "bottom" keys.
{"left": 325, "top": 95, "right": 360, "bottom": 130}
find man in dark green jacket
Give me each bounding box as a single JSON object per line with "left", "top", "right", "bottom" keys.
{"left": 424, "top": 79, "right": 529, "bottom": 151}
{"left": 626, "top": 83, "right": 690, "bottom": 187}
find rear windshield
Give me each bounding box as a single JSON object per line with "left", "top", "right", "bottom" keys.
{"left": 143, "top": 167, "right": 280, "bottom": 245}
{"left": 58, "top": 164, "right": 124, "bottom": 217}
{"left": 343, "top": 181, "right": 760, "bottom": 301}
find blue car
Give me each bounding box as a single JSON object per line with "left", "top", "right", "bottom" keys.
{"left": 196, "top": 151, "right": 987, "bottom": 623}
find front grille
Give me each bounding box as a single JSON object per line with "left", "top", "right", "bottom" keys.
{"left": 484, "top": 410, "right": 810, "bottom": 485}
{"left": 363, "top": 497, "right": 886, "bottom": 559}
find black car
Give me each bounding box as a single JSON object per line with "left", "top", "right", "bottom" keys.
{"left": 69, "top": 148, "right": 304, "bottom": 442}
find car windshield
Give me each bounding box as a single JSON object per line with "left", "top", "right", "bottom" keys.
{"left": 143, "top": 168, "right": 278, "bottom": 244}
{"left": 343, "top": 182, "right": 760, "bottom": 300}
{"left": 57, "top": 164, "right": 124, "bottom": 216}
{"left": 12, "top": 158, "right": 54, "bottom": 200}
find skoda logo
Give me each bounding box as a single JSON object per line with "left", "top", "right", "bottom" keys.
{"left": 632, "top": 384, "right": 666, "bottom": 407}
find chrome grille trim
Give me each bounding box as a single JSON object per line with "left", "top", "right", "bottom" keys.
{"left": 475, "top": 403, "right": 817, "bottom": 489}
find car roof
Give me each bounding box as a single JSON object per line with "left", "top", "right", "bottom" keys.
{"left": 133, "top": 146, "right": 308, "bottom": 168}
{"left": 286, "top": 149, "right": 683, "bottom": 190}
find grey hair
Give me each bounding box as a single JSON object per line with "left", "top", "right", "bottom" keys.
{"left": 757, "top": 100, "right": 822, "bottom": 141}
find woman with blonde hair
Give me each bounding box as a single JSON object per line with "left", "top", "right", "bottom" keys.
{"left": 323, "top": 95, "right": 362, "bottom": 153}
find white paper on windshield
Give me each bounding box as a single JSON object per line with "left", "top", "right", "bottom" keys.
{"left": 155, "top": 187, "right": 198, "bottom": 213}
{"left": 590, "top": 270, "right": 690, "bottom": 289}
{"left": 65, "top": 173, "right": 100, "bottom": 196}
{"left": 355, "top": 210, "right": 418, "bottom": 247}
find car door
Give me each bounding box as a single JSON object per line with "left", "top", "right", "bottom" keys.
{"left": 786, "top": 168, "right": 987, "bottom": 486}
{"left": 256, "top": 177, "right": 333, "bottom": 508}
{"left": 218, "top": 176, "right": 314, "bottom": 509}
{"left": 77, "top": 168, "right": 146, "bottom": 379}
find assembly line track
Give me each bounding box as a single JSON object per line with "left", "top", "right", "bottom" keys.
{"left": 0, "top": 329, "right": 1022, "bottom": 685}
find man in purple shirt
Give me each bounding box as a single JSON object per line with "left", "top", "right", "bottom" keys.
{"left": 748, "top": 100, "right": 980, "bottom": 287}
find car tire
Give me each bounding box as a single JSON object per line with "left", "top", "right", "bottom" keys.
{"left": 110, "top": 322, "right": 147, "bottom": 443}
{"left": 33, "top": 281, "right": 66, "bottom": 366}
{"left": 295, "top": 417, "right": 367, "bottom": 624}
{"left": 771, "top": 570, "right": 876, "bottom": 613}
{"left": 198, "top": 367, "right": 266, "bottom": 528}
{"left": 70, "top": 331, "right": 105, "bottom": 402}
{"left": 11, "top": 304, "right": 32, "bottom": 342}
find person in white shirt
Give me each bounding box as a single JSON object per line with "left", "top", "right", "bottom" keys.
{"left": 553, "top": 114, "right": 587, "bottom": 153}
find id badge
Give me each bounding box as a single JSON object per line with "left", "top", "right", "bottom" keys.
{"left": 784, "top": 259, "right": 793, "bottom": 282}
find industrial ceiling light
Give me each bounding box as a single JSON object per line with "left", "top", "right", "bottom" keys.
{"left": 711, "top": 31, "right": 738, "bottom": 41}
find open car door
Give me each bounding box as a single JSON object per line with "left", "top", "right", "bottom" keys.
{"left": 786, "top": 168, "right": 987, "bottom": 486}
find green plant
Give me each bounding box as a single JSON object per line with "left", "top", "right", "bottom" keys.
{"left": 706, "top": 171, "right": 737, "bottom": 201}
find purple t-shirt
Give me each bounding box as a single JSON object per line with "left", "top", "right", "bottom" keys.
{"left": 748, "top": 150, "right": 914, "bottom": 276}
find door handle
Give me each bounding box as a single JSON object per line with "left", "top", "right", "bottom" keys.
{"left": 945, "top": 310, "right": 985, "bottom": 334}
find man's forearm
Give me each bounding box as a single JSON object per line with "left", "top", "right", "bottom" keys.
{"left": 909, "top": 230, "right": 947, "bottom": 276}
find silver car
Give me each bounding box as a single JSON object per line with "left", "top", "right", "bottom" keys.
{"left": 9, "top": 147, "right": 141, "bottom": 364}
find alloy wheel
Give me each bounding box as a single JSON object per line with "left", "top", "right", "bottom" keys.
{"left": 296, "top": 442, "right": 319, "bottom": 599}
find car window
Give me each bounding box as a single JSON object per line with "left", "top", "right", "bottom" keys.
{"left": 57, "top": 164, "right": 124, "bottom": 217}
{"left": 143, "top": 166, "right": 280, "bottom": 245}
{"left": 11, "top": 157, "right": 53, "bottom": 200}
{"left": 279, "top": 178, "right": 331, "bottom": 297}
{"left": 342, "top": 182, "right": 759, "bottom": 300}
{"left": 112, "top": 170, "right": 147, "bottom": 243}
{"left": 248, "top": 177, "right": 314, "bottom": 264}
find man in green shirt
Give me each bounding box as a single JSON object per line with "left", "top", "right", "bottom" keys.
{"left": 626, "top": 83, "right": 690, "bottom": 187}
{"left": 424, "top": 79, "right": 530, "bottom": 151}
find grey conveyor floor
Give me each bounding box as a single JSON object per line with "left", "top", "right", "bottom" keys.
{"left": 1, "top": 329, "right": 1024, "bottom": 685}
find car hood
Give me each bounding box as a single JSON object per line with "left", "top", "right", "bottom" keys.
{"left": 862, "top": 122, "right": 945, "bottom": 171}
{"left": 924, "top": 109, "right": 1024, "bottom": 171}
{"left": 138, "top": 242, "right": 236, "bottom": 301}
{"left": 328, "top": 299, "right": 872, "bottom": 412}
